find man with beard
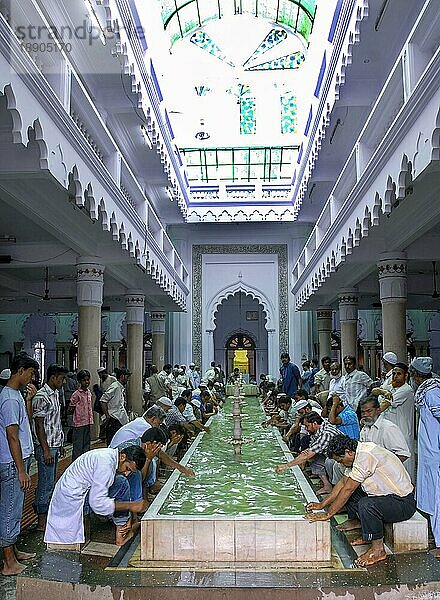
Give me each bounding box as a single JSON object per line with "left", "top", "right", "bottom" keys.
{"left": 410, "top": 357, "right": 440, "bottom": 558}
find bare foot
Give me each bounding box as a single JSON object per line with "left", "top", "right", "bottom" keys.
{"left": 429, "top": 548, "right": 440, "bottom": 558}
{"left": 350, "top": 537, "right": 367, "bottom": 546}
{"left": 1, "top": 561, "right": 27, "bottom": 576}
{"left": 115, "top": 523, "right": 139, "bottom": 546}
{"left": 355, "top": 548, "right": 387, "bottom": 567}
{"left": 15, "top": 550, "right": 36, "bottom": 560}
{"left": 336, "top": 518, "right": 361, "bottom": 532}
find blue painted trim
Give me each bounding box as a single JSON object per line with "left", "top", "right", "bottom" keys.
{"left": 150, "top": 60, "right": 163, "bottom": 102}
{"left": 314, "top": 51, "right": 326, "bottom": 98}
{"left": 175, "top": 146, "right": 183, "bottom": 166}
{"left": 183, "top": 172, "right": 189, "bottom": 187}
{"left": 165, "top": 110, "right": 175, "bottom": 140}
{"left": 297, "top": 143, "right": 303, "bottom": 164}
{"left": 291, "top": 171, "right": 297, "bottom": 186}
{"left": 304, "top": 106, "right": 313, "bottom": 136}
{"left": 128, "top": 0, "right": 148, "bottom": 52}
{"left": 328, "top": 0, "right": 343, "bottom": 43}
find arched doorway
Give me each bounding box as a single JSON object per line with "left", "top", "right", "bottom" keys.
{"left": 213, "top": 291, "right": 269, "bottom": 380}
{"left": 226, "top": 333, "right": 256, "bottom": 382}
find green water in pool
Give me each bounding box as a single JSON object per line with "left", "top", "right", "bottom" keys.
{"left": 160, "top": 397, "right": 306, "bottom": 516}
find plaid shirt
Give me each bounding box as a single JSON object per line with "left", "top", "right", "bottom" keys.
{"left": 32, "top": 384, "right": 64, "bottom": 447}
{"left": 309, "top": 420, "right": 340, "bottom": 455}
{"left": 164, "top": 406, "right": 186, "bottom": 427}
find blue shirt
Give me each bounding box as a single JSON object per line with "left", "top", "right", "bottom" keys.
{"left": 0, "top": 386, "right": 34, "bottom": 463}
{"left": 337, "top": 405, "right": 360, "bottom": 440}
{"left": 280, "top": 362, "right": 301, "bottom": 398}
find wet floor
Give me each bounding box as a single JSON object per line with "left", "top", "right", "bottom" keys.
{"left": 2, "top": 522, "right": 440, "bottom": 598}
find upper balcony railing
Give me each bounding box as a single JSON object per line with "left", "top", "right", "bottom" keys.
{"left": 292, "top": 0, "right": 440, "bottom": 299}
{"left": 0, "top": 1, "right": 189, "bottom": 299}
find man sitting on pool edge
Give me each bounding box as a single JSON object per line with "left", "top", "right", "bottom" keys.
{"left": 305, "top": 434, "right": 416, "bottom": 566}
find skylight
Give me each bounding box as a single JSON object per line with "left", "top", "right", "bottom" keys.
{"left": 161, "top": 0, "right": 316, "bottom": 48}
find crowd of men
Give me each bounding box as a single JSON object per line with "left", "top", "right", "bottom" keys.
{"left": 0, "top": 349, "right": 439, "bottom": 573}
{"left": 0, "top": 354, "right": 225, "bottom": 575}
{"left": 268, "top": 351, "right": 439, "bottom": 566}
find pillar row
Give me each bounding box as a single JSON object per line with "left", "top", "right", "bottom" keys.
{"left": 378, "top": 252, "right": 407, "bottom": 362}
{"left": 151, "top": 311, "right": 166, "bottom": 369}
{"left": 338, "top": 290, "right": 359, "bottom": 361}
{"left": 316, "top": 306, "right": 333, "bottom": 360}
{"left": 76, "top": 257, "right": 104, "bottom": 438}
{"left": 125, "top": 291, "right": 145, "bottom": 416}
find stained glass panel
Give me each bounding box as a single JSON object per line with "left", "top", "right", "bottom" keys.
{"left": 194, "top": 85, "right": 211, "bottom": 96}
{"left": 190, "top": 31, "right": 235, "bottom": 66}
{"left": 246, "top": 50, "right": 305, "bottom": 71}
{"left": 281, "top": 93, "right": 297, "bottom": 134}
{"left": 240, "top": 97, "right": 256, "bottom": 135}
{"left": 163, "top": 0, "right": 315, "bottom": 44}
{"left": 244, "top": 29, "right": 288, "bottom": 67}
{"left": 179, "top": 3, "right": 200, "bottom": 35}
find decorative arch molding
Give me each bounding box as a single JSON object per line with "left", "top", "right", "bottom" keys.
{"left": 295, "top": 106, "right": 440, "bottom": 310}
{"left": 294, "top": 0, "right": 369, "bottom": 213}
{"left": 222, "top": 328, "right": 258, "bottom": 349}
{"left": 206, "top": 283, "right": 274, "bottom": 330}
{"left": 0, "top": 80, "right": 186, "bottom": 310}
{"left": 192, "top": 244, "right": 288, "bottom": 367}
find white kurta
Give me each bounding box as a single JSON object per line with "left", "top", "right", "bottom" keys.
{"left": 44, "top": 448, "right": 118, "bottom": 544}
{"left": 380, "top": 382, "right": 415, "bottom": 441}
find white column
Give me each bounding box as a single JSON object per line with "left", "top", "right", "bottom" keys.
{"left": 76, "top": 257, "right": 104, "bottom": 438}
{"left": 151, "top": 311, "right": 166, "bottom": 368}
{"left": 316, "top": 306, "right": 333, "bottom": 360}
{"left": 361, "top": 340, "right": 378, "bottom": 378}
{"left": 203, "top": 330, "right": 214, "bottom": 375}
{"left": 125, "top": 291, "right": 145, "bottom": 416}
{"left": 267, "top": 328, "right": 278, "bottom": 379}
{"left": 338, "top": 290, "right": 359, "bottom": 361}
{"left": 378, "top": 253, "right": 408, "bottom": 362}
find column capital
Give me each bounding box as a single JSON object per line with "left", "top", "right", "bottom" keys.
{"left": 377, "top": 252, "right": 407, "bottom": 303}
{"left": 338, "top": 289, "right": 359, "bottom": 322}
{"left": 125, "top": 291, "right": 145, "bottom": 325}
{"left": 317, "top": 306, "right": 333, "bottom": 321}
{"left": 151, "top": 311, "right": 166, "bottom": 335}
{"left": 76, "top": 257, "right": 105, "bottom": 308}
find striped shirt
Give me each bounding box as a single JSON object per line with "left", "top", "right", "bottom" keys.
{"left": 309, "top": 420, "right": 340, "bottom": 455}
{"left": 347, "top": 442, "right": 413, "bottom": 497}
{"left": 343, "top": 370, "right": 373, "bottom": 411}
{"left": 32, "top": 384, "right": 64, "bottom": 448}
{"left": 164, "top": 406, "right": 186, "bottom": 427}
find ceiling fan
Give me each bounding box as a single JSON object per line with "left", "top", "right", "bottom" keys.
{"left": 27, "top": 267, "right": 73, "bottom": 302}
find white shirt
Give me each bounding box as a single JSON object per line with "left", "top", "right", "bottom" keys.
{"left": 360, "top": 413, "right": 410, "bottom": 458}
{"left": 327, "top": 375, "right": 347, "bottom": 404}
{"left": 343, "top": 370, "right": 373, "bottom": 411}
{"left": 380, "top": 382, "right": 415, "bottom": 442}
{"left": 183, "top": 404, "right": 197, "bottom": 423}
{"left": 109, "top": 417, "right": 151, "bottom": 448}
{"left": 100, "top": 380, "right": 128, "bottom": 425}
{"left": 44, "top": 448, "right": 118, "bottom": 544}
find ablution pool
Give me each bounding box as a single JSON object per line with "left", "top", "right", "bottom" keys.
{"left": 141, "top": 397, "right": 331, "bottom": 567}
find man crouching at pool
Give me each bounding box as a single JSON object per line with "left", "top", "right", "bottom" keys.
{"left": 44, "top": 445, "right": 148, "bottom": 547}
{"left": 305, "top": 434, "right": 416, "bottom": 566}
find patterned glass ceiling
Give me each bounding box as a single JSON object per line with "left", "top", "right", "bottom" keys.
{"left": 161, "top": 0, "right": 316, "bottom": 48}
